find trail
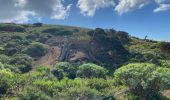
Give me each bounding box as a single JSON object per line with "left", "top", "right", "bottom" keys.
{"left": 33, "top": 46, "right": 61, "bottom": 67}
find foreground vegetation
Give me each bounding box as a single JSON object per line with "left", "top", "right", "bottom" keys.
{"left": 0, "top": 62, "right": 170, "bottom": 100}
{"left": 0, "top": 23, "right": 170, "bottom": 100}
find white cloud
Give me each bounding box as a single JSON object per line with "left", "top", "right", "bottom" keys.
{"left": 154, "top": 4, "right": 170, "bottom": 12}
{"left": 154, "top": 0, "right": 170, "bottom": 12}
{"left": 155, "top": 0, "right": 170, "bottom": 3}
{"left": 0, "top": 0, "right": 72, "bottom": 23}
{"left": 115, "top": 0, "right": 150, "bottom": 15}
{"left": 23, "top": 0, "right": 72, "bottom": 20}
{"left": 114, "top": 0, "right": 170, "bottom": 14}
{"left": 77, "top": 0, "right": 115, "bottom": 16}
{"left": 0, "top": 0, "right": 170, "bottom": 22}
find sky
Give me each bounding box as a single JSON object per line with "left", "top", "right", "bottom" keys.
{"left": 0, "top": 0, "right": 170, "bottom": 41}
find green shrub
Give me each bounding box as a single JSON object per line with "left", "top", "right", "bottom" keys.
{"left": 25, "top": 42, "right": 48, "bottom": 58}
{"left": 9, "top": 54, "right": 33, "bottom": 73}
{"left": 26, "top": 33, "right": 40, "bottom": 40}
{"left": 114, "top": 63, "right": 170, "bottom": 100}
{"left": 0, "top": 62, "right": 4, "bottom": 69}
{"left": 77, "top": 63, "right": 107, "bottom": 78}
{"left": 160, "top": 42, "right": 170, "bottom": 53}
{"left": 42, "top": 28, "right": 73, "bottom": 36}
{"left": 0, "top": 55, "right": 10, "bottom": 64}
{"left": 4, "top": 42, "right": 18, "bottom": 56}
{"left": 52, "top": 62, "right": 77, "bottom": 79}
{"left": 116, "top": 31, "right": 130, "bottom": 44}
{"left": 52, "top": 68, "right": 65, "bottom": 80}
{"left": 38, "top": 35, "right": 49, "bottom": 43}
{"left": 60, "top": 86, "right": 100, "bottom": 100}
{"left": 160, "top": 60, "right": 170, "bottom": 68}
{"left": 35, "top": 66, "right": 50, "bottom": 74}
{"left": 87, "top": 78, "right": 115, "bottom": 92}
{"left": 18, "top": 87, "right": 51, "bottom": 100}
{"left": 0, "top": 24, "right": 25, "bottom": 32}
{"left": 11, "top": 34, "right": 24, "bottom": 40}
{"left": 0, "top": 69, "right": 15, "bottom": 96}
{"left": 32, "top": 23, "right": 43, "bottom": 27}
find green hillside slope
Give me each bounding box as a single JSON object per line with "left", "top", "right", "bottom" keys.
{"left": 0, "top": 23, "right": 169, "bottom": 100}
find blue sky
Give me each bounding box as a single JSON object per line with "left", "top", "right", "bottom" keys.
{"left": 0, "top": 0, "right": 170, "bottom": 41}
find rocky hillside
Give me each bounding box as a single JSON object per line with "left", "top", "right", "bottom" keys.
{"left": 0, "top": 23, "right": 170, "bottom": 100}
{"left": 0, "top": 23, "right": 170, "bottom": 73}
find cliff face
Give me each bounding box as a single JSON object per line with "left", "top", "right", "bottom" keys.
{"left": 40, "top": 28, "right": 129, "bottom": 71}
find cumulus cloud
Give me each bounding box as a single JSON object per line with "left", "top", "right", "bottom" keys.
{"left": 154, "top": 0, "right": 170, "bottom": 12}
{"left": 0, "top": 0, "right": 72, "bottom": 23}
{"left": 77, "top": 0, "right": 115, "bottom": 16}
{"left": 0, "top": 0, "right": 170, "bottom": 22}
{"left": 154, "top": 4, "right": 170, "bottom": 12}
{"left": 115, "top": 0, "right": 150, "bottom": 15}
{"left": 114, "top": 0, "right": 170, "bottom": 14}
{"left": 155, "top": 0, "right": 170, "bottom": 3}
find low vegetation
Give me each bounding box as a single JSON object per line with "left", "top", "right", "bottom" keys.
{"left": 0, "top": 23, "right": 169, "bottom": 100}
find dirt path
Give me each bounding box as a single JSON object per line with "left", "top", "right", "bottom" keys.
{"left": 33, "top": 46, "right": 61, "bottom": 67}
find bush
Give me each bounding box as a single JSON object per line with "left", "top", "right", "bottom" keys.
{"left": 32, "top": 23, "right": 43, "bottom": 27}
{"left": 0, "top": 62, "right": 4, "bottom": 69}
{"left": 52, "top": 62, "right": 77, "bottom": 79}
{"left": 0, "top": 24, "right": 25, "bottom": 32}
{"left": 4, "top": 42, "right": 18, "bottom": 56}
{"left": 11, "top": 34, "right": 24, "bottom": 40}
{"left": 114, "top": 63, "right": 170, "bottom": 100}
{"left": 42, "top": 28, "right": 73, "bottom": 36}
{"left": 9, "top": 54, "right": 33, "bottom": 73}
{"left": 116, "top": 31, "right": 130, "bottom": 44}
{"left": 38, "top": 34, "right": 51, "bottom": 43}
{"left": 77, "top": 63, "right": 107, "bottom": 78}
{"left": 0, "top": 55, "right": 10, "bottom": 64}
{"left": 160, "top": 42, "right": 170, "bottom": 53}
{"left": 60, "top": 86, "right": 100, "bottom": 100}
{"left": 0, "top": 69, "right": 14, "bottom": 96}
{"left": 26, "top": 32, "right": 40, "bottom": 40}
{"left": 25, "top": 42, "right": 48, "bottom": 58}
{"left": 33, "top": 79, "right": 101, "bottom": 100}
{"left": 52, "top": 68, "right": 65, "bottom": 80}
{"left": 18, "top": 87, "right": 51, "bottom": 100}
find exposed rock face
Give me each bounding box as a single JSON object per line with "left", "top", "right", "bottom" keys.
{"left": 42, "top": 28, "right": 129, "bottom": 70}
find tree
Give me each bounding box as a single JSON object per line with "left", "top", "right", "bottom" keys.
{"left": 77, "top": 63, "right": 107, "bottom": 78}
{"left": 114, "top": 63, "right": 170, "bottom": 100}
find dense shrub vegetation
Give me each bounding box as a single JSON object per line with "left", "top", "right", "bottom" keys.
{"left": 0, "top": 24, "right": 26, "bottom": 32}
{"left": 77, "top": 63, "right": 107, "bottom": 78}
{"left": 0, "top": 23, "right": 169, "bottom": 100}
{"left": 25, "top": 42, "right": 48, "bottom": 58}
{"left": 42, "top": 28, "right": 73, "bottom": 36}
{"left": 114, "top": 63, "right": 170, "bottom": 100}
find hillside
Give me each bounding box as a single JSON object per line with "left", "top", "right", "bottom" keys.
{"left": 0, "top": 23, "right": 170, "bottom": 100}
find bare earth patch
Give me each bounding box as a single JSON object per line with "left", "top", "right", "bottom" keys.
{"left": 33, "top": 46, "right": 61, "bottom": 67}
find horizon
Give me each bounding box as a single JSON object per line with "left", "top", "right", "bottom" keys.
{"left": 0, "top": 0, "right": 170, "bottom": 41}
